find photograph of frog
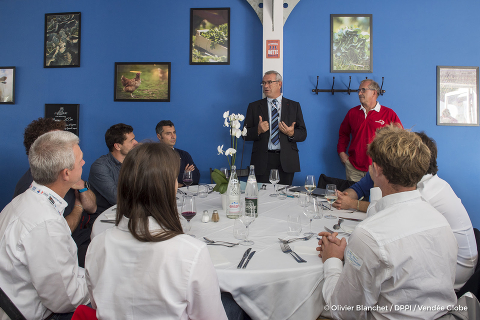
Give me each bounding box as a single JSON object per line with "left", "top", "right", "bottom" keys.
{"left": 331, "top": 14, "right": 372, "bottom": 73}
{"left": 44, "top": 12, "right": 81, "bottom": 68}
{"left": 190, "top": 8, "right": 230, "bottom": 65}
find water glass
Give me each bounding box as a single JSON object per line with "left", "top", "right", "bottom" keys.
{"left": 197, "top": 183, "right": 209, "bottom": 198}
{"left": 287, "top": 214, "right": 302, "bottom": 236}
{"left": 233, "top": 218, "right": 248, "bottom": 240}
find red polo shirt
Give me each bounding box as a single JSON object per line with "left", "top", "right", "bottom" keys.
{"left": 337, "top": 104, "right": 402, "bottom": 172}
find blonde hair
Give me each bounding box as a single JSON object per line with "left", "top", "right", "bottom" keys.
{"left": 368, "top": 125, "right": 430, "bottom": 187}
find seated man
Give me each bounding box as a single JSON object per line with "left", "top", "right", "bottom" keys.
{"left": 318, "top": 125, "right": 457, "bottom": 319}
{"left": 13, "top": 117, "right": 96, "bottom": 267}
{"left": 334, "top": 131, "right": 478, "bottom": 290}
{"left": 89, "top": 123, "right": 138, "bottom": 216}
{"left": 156, "top": 120, "right": 200, "bottom": 186}
{"left": 0, "top": 131, "right": 90, "bottom": 319}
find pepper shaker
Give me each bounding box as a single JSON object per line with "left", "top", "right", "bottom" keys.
{"left": 212, "top": 210, "right": 220, "bottom": 222}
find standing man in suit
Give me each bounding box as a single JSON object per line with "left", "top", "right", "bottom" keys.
{"left": 244, "top": 70, "right": 307, "bottom": 185}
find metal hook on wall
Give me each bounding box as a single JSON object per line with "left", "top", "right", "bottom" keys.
{"left": 312, "top": 76, "right": 386, "bottom": 95}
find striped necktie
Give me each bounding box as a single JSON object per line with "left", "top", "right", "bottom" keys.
{"left": 271, "top": 99, "right": 279, "bottom": 145}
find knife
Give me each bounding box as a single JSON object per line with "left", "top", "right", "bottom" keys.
{"left": 338, "top": 217, "right": 363, "bottom": 222}
{"left": 237, "top": 248, "right": 252, "bottom": 269}
{"left": 242, "top": 251, "right": 256, "bottom": 269}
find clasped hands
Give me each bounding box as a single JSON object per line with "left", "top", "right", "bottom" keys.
{"left": 257, "top": 115, "right": 295, "bottom": 137}
{"left": 317, "top": 231, "right": 347, "bottom": 263}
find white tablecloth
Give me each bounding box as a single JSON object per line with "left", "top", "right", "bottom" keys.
{"left": 91, "top": 185, "right": 361, "bottom": 320}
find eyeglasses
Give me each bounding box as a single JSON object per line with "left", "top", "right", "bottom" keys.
{"left": 260, "top": 80, "right": 279, "bottom": 86}
{"left": 358, "top": 88, "right": 376, "bottom": 93}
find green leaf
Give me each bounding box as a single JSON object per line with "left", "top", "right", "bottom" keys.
{"left": 211, "top": 169, "right": 229, "bottom": 194}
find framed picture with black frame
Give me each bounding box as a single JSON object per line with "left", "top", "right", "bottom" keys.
{"left": 437, "top": 66, "right": 479, "bottom": 126}
{"left": 190, "top": 8, "right": 230, "bottom": 65}
{"left": 114, "top": 62, "right": 171, "bottom": 102}
{"left": 44, "top": 12, "right": 81, "bottom": 68}
{"left": 45, "top": 104, "right": 80, "bottom": 135}
{"left": 331, "top": 14, "right": 372, "bottom": 73}
{"left": 0, "top": 66, "right": 15, "bottom": 104}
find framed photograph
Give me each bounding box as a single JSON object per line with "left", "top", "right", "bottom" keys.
{"left": 45, "top": 104, "right": 80, "bottom": 135}
{"left": 114, "top": 62, "right": 171, "bottom": 102}
{"left": 437, "top": 66, "right": 479, "bottom": 126}
{"left": 190, "top": 8, "right": 230, "bottom": 65}
{"left": 44, "top": 12, "right": 81, "bottom": 68}
{"left": 331, "top": 14, "right": 372, "bottom": 73}
{"left": 0, "top": 67, "right": 15, "bottom": 104}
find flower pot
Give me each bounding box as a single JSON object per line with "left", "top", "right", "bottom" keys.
{"left": 195, "top": 30, "right": 228, "bottom": 57}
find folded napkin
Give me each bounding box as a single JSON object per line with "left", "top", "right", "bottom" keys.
{"left": 206, "top": 247, "right": 230, "bottom": 267}
{"left": 104, "top": 212, "right": 116, "bottom": 220}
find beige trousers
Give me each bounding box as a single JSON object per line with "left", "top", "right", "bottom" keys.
{"left": 345, "top": 159, "right": 367, "bottom": 182}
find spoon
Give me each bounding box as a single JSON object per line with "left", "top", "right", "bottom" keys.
{"left": 333, "top": 218, "right": 344, "bottom": 230}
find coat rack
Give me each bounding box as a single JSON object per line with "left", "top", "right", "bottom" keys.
{"left": 312, "top": 76, "right": 385, "bottom": 96}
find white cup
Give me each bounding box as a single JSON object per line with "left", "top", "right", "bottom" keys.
{"left": 287, "top": 214, "right": 302, "bottom": 236}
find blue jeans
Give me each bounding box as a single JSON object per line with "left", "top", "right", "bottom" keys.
{"left": 221, "top": 292, "right": 251, "bottom": 320}
{"left": 50, "top": 303, "right": 92, "bottom": 320}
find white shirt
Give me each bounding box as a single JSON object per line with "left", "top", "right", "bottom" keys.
{"left": 360, "top": 101, "right": 381, "bottom": 118}
{"left": 0, "top": 181, "right": 89, "bottom": 320}
{"left": 369, "top": 174, "right": 478, "bottom": 290}
{"left": 323, "top": 190, "right": 457, "bottom": 320}
{"left": 85, "top": 216, "right": 228, "bottom": 320}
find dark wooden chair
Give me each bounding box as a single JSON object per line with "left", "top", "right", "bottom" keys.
{"left": 456, "top": 228, "right": 480, "bottom": 298}
{"left": 0, "top": 287, "right": 26, "bottom": 320}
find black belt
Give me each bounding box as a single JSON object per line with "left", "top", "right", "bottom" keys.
{"left": 268, "top": 150, "right": 281, "bottom": 154}
{"left": 44, "top": 313, "right": 55, "bottom": 320}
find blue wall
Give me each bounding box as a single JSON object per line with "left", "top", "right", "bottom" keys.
{"left": 1, "top": 0, "right": 479, "bottom": 228}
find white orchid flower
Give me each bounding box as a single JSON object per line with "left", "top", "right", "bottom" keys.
{"left": 232, "top": 120, "right": 241, "bottom": 129}
{"left": 224, "top": 118, "right": 229, "bottom": 127}
{"left": 235, "top": 129, "right": 242, "bottom": 138}
{"left": 225, "top": 148, "right": 237, "bottom": 156}
{"left": 238, "top": 114, "right": 245, "bottom": 121}
{"left": 241, "top": 127, "right": 247, "bottom": 136}
{"left": 229, "top": 114, "right": 236, "bottom": 122}
{"left": 230, "top": 128, "right": 239, "bottom": 137}
{"left": 217, "top": 145, "right": 224, "bottom": 155}
{"left": 223, "top": 111, "right": 229, "bottom": 119}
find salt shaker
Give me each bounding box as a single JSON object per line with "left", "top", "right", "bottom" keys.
{"left": 201, "top": 210, "right": 210, "bottom": 223}
{"left": 212, "top": 210, "right": 220, "bottom": 222}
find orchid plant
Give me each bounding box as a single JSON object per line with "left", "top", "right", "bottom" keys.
{"left": 212, "top": 111, "right": 247, "bottom": 194}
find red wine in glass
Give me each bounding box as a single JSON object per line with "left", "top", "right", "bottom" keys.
{"left": 183, "top": 179, "right": 193, "bottom": 187}
{"left": 183, "top": 171, "right": 193, "bottom": 193}
{"left": 181, "top": 211, "right": 196, "bottom": 221}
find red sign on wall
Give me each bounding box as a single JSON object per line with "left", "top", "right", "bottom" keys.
{"left": 266, "top": 40, "right": 280, "bottom": 59}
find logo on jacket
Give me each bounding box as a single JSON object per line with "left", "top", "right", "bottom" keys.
{"left": 375, "top": 120, "right": 385, "bottom": 125}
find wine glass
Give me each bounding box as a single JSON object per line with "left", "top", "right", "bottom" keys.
{"left": 181, "top": 195, "right": 196, "bottom": 237}
{"left": 240, "top": 203, "right": 256, "bottom": 245}
{"left": 304, "top": 175, "right": 316, "bottom": 203}
{"left": 183, "top": 171, "right": 193, "bottom": 193}
{"left": 324, "top": 184, "right": 337, "bottom": 219}
{"left": 269, "top": 169, "right": 280, "bottom": 197}
{"left": 303, "top": 198, "right": 317, "bottom": 236}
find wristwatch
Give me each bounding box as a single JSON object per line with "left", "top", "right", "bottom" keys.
{"left": 78, "top": 181, "right": 90, "bottom": 193}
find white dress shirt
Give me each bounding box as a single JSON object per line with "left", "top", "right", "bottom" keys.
{"left": 0, "top": 181, "right": 89, "bottom": 320}
{"left": 369, "top": 174, "right": 478, "bottom": 290}
{"left": 323, "top": 190, "right": 457, "bottom": 320}
{"left": 85, "top": 216, "right": 227, "bottom": 320}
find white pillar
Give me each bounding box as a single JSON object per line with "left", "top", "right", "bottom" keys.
{"left": 263, "top": 0, "right": 283, "bottom": 82}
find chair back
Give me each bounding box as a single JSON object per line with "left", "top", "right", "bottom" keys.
{"left": 317, "top": 174, "right": 355, "bottom": 192}
{"left": 0, "top": 287, "right": 26, "bottom": 320}
{"left": 456, "top": 228, "right": 480, "bottom": 298}
{"left": 72, "top": 305, "right": 98, "bottom": 320}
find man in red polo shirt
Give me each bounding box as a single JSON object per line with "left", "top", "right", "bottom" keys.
{"left": 337, "top": 79, "right": 402, "bottom": 182}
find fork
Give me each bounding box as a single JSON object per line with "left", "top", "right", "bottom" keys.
{"left": 203, "top": 237, "right": 239, "bottom": 246}
{"left": 324, "top": 226, "right": 349, "bottom": 235}
{"left": 280, "top": 243, "right": 307, "bottom": 263}
{"left": 278, "top": 234, "right": 314, "bottom": 244}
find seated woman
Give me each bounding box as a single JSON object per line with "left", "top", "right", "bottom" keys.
{"left": 85, "top": 143, "right": 228, "bottom": 319}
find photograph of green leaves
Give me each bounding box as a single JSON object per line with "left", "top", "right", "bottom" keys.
{"left": 190, "top": 8, "right": 230, "bottom": 65}
{"left": 331, "top": 14, "right": 372, "bottom": 73}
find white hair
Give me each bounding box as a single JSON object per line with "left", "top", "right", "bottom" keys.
{"left": 264, "top": 70, "right": 282, "bottom": 82}
{"left": 29, "top": 131, "right": 79, "bottom": 185}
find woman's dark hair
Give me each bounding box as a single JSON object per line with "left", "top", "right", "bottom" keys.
{"left": 415, "top": 132, "right": 438, "bottom": 175}
{"left": 116, "top": 142, "right": 183, "bottom": 242}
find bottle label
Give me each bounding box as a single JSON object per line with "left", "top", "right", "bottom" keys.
{"left": 229, "top": 200, "right": 240, "bottom": 213}
{"left": 245, "top": 198, "right": 258, "bottom": 215}
{"left": 247, "top": 177, "right": 256, "bottom": 184}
